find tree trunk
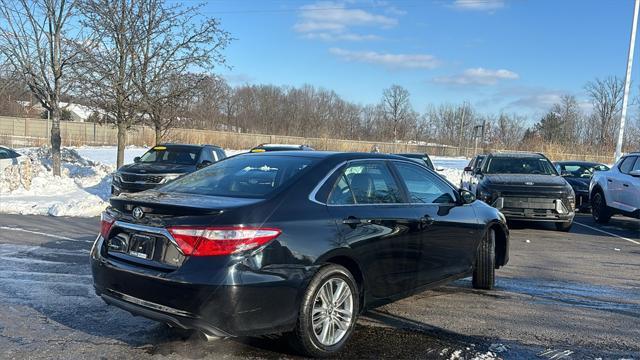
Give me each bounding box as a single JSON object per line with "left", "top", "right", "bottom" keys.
{"left": 155, "top": 122, "right": 162, "bottom": 145}
{"left": 117, "top": 121, "right": 127, "bottom": 169}
{"left": 50, "top": 107, "right": 61, "bottom": 177}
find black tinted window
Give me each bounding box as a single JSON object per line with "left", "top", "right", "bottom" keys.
{"left": 394, "top": 162, "right": 456, "bottom": 204}
{"left": 160, "top": 155, "right": 316, "bottom": 198}
{"left": 484, "top": 156, "right": 557, "bottom": 175}
{"left": 331, "top": 162, "right": 402, "bottom": 204}
{"left": 327, "top": 174, "right": 355, "bottom": 205}
{"left": 139, "top": 146, "right": 199, "bottom": 165}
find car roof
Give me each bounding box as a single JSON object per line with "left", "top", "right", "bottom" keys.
{"left": 156, "top": 143, "right": 221, "bottom": 149}
{"left": 394, "top": 153, "right": 430, "bottom": 157}
{"left": 240, "top": 151, "right": 412, "bottom": 162}
{"left": 488, "top": 152, "right": 544, "bottom": 158}
{"left": 554, "top": 161, "right": 605, "bottom": 166}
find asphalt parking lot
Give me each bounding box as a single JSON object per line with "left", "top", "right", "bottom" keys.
{"left": 0, "top": 213, "right": 638, "bottom": 359}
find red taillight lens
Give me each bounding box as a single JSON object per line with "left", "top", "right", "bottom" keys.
{"left": 167, "top": 226, "right": 281, "bottom": 256}
{"left": 100, "top": 212, "right": 116, "bottom": 238}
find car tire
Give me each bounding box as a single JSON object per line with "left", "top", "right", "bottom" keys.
{"left": 288, "top": 264, "right": 359, "bottom": 358}
{"left": 555, "top": 221, "right": 573, "bottom": 232}
{"left": 472, "top": 228, "right": 495, "bottom": 290}
{"left": 591, "top": 191, "right": 611, "bottom": 224}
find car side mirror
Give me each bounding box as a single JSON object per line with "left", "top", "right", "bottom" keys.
{"left": 560, "top": 170, "right": 571, "bottom": 177}
{"left": 197, "top": 160, "right": 213, "bottom": 169}
{"left": 630, "top": 169, "right": 640, "bottom": 177}
{"left": 133, "top": 156, "right": 141, "bottom": 163}
{"left": 459, "top": 189, "right": 476, "bottom": 204}
{"left": 464, "top": 166, "right": 472, "bottom": 172}
{"left": 435, "top": 166, "right": 444, "bottom": 172}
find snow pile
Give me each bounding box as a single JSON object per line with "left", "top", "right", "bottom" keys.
{"left": 0, "top": 147, "right": 114, "bottom": 217}
{"left": 432, "top": 156, "right": 468, "bottom": 187}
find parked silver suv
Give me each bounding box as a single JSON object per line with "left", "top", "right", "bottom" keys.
{"left": 589, "top": 152, "right": 640, "bottom": 223}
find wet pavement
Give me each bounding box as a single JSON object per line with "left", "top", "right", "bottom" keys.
{"left": 0, "top": 213, "right": 638, "bottom": 359}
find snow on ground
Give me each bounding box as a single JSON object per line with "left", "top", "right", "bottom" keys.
{"left": 0, "top": 146, "right": 466, "bottom": 217}
{"left": 432, "top": 156, "right": 468, "bottom": 187}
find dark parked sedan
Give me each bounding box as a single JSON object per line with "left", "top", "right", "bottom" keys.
{"left": 554, "top": 161, "right": 610, "bottom": 212}
{"left": 91, "top": 152, "right": 509, "bottom": 357}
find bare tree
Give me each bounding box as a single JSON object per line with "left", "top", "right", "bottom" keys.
{"left": 75, "top": 0, "right": 144, "bottom": 168}
{"left": 381, "top": 85, "right": 414, "bottom": 142}
{"left": 132, "top": 0, "right": 230, "bottom": 144}
{"left": 0, "top": 0, "right": 83, "bottom": 175}
{"left": 584, "top": 76, "right": 624, "bottom": 147}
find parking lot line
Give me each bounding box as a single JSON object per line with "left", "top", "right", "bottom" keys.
{"left": 573, "top": 222, "right": 640, "bottom": 245}
{"left": 0, "top": 226, "right": 87, "bottom": 242}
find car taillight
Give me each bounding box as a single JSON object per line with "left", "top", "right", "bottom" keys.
{"left": 100, "top": 212, "right": 116, "bottom": 238}
{"left": 167, "top": 226, "right": 281, "bottom": 256}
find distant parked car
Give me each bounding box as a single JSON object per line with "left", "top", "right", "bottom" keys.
{"left": 461, "top": 154, "right": 486, "bottom": 193}
{"left": 554, "top": 161, "right": 609, "bottom": 212}
{"left": 0, "top": 146, "right": 23, "bottom": 171}
{"left": 111, "top": 144, "right": 226, "bottom": 195}
{"left": 250, "top": 144, "right": 315, "bottom": 152}
{"left": 590, "top": 152, "right": 640, "bottom": 223}
{"left": 473, "top": 152, "right": 576, "bottom": 231}
{"left": 393, "top": 153, "right": 436, "bottom": 171}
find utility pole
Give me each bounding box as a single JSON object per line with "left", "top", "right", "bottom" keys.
{"left": 616, "top": 0, "right": 640, "bottom": 161}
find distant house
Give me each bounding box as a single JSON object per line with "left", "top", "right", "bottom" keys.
{"left": 15, "top": 101, "right": 100, "bottom": 122}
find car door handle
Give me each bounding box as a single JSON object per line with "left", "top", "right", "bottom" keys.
{"left": 342, "top": 217, "right": 368, "bottom": 226}
{"left": 607, "top": 179, "right": 613, "bottom": 183}
{"left": 623, "top": 183, "right": 629, "bottom": 187}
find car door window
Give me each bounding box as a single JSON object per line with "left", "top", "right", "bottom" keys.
{"left": 619, "top": 156, "right": 637, "bottom": 174}
{"left": 328, "top": 162, "right": 402, "bottom": 204}
{"left": 394, "top": 162, "right": 457, "bottom": 204}
{"left": 632, "top": 157, "right": 640, "bottom": 171}
{"left": 215, "top": 148, "right": 226, "bottom": 160}
{"left": 200, "top": 148, "right": 214, "bottom": 162}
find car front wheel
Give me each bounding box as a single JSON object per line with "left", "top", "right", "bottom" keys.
{"left": 472, "top": 228, "right": 496, "bottom": 290}
{"left": 591, "top": 191, "right": 611, "bottom": 224}
{"left": 288, "top": 264, "right": 359, "bottom": 358}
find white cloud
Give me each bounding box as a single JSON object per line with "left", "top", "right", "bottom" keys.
{"left": 294, "top": 1, "right": 397, "bottom": 41}
{"left": 329, "top": 48, "right": 440, "bottom": 69}
{"left": 452, "top": 0, "right": 505, "bottom": 12}
{"left": 433, "top": 67, "right": 519, "bottom": 85}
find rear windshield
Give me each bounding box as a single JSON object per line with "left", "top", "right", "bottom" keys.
{"left": 483, "top": 156, "right": 557, "bottom": 175}
{"left": 159, "top": 154, "right": 317, "bottom": 198}
{"left": 139, "top": 146, "right": 200, "bottom": 165}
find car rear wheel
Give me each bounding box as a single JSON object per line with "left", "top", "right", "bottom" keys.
{"left": 472, "top": 228, "right": 495, "bottom": 290}
{"left": 591, "top": 191, "right": 611, "bottom": 224}
{"left": 288, "top": 264, "right": 359, "bottom": 358}
{"left": 555, "top": 221, "right": 573, "bottom": 232}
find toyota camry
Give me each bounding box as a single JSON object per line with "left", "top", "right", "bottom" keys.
{"left": 91, "top": 151, "right": 509, "bottom": 357}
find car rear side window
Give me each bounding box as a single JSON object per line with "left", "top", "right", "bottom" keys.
{"left": 393, "top": 162, "right": 456, "bottom": 204}
{"left": 160, "top": 155, "right": 316, "bottom": 198}
{"left": 328, "top": 162, "right": 402, "bottom": 204}
{"left": 619, "top": 156, "right": 637, "bottom": 174}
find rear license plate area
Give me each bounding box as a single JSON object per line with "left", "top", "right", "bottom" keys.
{"left": 128, "top": 234, "right": 155, "bottom": 259}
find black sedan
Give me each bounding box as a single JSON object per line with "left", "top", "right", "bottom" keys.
{"left": 91, "top": 152, "right": 509, "bottom": 357}
{"left": 554, "top": 161, "right": 610, "bottom": 212}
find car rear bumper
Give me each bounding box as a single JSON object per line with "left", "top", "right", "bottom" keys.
{"left": 91, "top": 235, "right": 310, "bottom": 337}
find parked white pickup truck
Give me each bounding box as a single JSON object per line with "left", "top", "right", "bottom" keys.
{"left": 589, "top": 152, "right": 640, "bottom": 223}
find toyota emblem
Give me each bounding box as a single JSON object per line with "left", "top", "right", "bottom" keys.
{"left": 132, "top": 207, "right": 144, "bottom": 219}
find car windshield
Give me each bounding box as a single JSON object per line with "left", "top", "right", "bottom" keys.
{"left": 160, "top": 154, "right": 317, "bottom": 198}
{"left": 484, "top": 156, "right": 557, "bottom": 175}
{"left": 560, "top": 164, "right": 609, "bottom": 178}
{"left": 139, "top": 146, "right": 199, "bottom": 165}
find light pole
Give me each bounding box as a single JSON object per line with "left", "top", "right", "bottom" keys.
{"left": 615, "top": 0, "right": 640, "bottom": 161}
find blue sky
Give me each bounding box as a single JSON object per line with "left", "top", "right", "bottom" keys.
{"left": 197, "top": 0, "right": 637, "bottom": 122}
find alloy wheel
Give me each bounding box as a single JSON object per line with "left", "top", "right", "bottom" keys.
{"left": 311, "top": 278, "right": 354, "bottom": 346}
